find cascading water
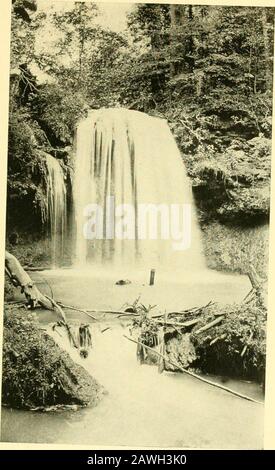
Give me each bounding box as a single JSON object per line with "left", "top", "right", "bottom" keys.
{"left": 45, "top": 154, "right": 67, "bottom": 266}
{"left": 73, "top": 108, "right": 205, "bottom": 271}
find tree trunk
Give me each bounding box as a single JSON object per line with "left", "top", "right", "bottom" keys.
{"left": 169, "top": 4, "right": 177, "bottom": 77}
{"left": 5, "top": 250, "right": 53, "bottom": 310}
{"left": 261, "top": 8, "right": 271, "bottom": 91}
{"left": 247, "top": 264, "right": 267, "bottom": 309}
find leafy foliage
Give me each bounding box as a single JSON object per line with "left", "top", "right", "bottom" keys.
{"left": 6, "top": 3, "right": 273, "bottom": 275}
{"left": 30, "top": 84, "right": 87, "bottom": 146}
{"left": 124, "top": 4, "right": 273, "bottom": 224}
{"left": 191, "top": 136, "right": 271, "bottom": 221}
{"left": 2, "top": 305, "right": 104, "bottom": 409}
{"left": 4, "top": 3, "right": 271, "bottom": 394}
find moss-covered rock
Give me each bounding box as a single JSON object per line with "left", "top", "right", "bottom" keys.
{"left": 201, "top": 221, "right": 269, "bottom": 278}
{"left": 190, "top": 301, "right": 266, "bottom": 383}
{"left": 162, "top": 298, "right": 266, "bottom": 384}
{"left": 2, "top": 305, "right": 105, "bottom": 410}
{"left": 190, "top": 136, "right": 271, "bottom": 223}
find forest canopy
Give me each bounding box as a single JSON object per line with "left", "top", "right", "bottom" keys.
{"left": 7, "top": 2, "right": 274, "bottom": 236}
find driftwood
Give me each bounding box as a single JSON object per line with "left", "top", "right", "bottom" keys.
{"left": 61, "top": 306, "right": 140, "bottom": 319}
{"left": 23, "top": 266, "right": 51, "bottom": 272}
{"left": 247, "top": 264, "right": 262, "bottom": 290}
{"left": 117, "top": 313, "right": 140, "bottom": 318}
{"left": 210, "top": 334, "right": 227, "bottom": 346}
{"left": 170, "top": 326, "right": 184, "bottom": 336}
{"left": 154, "top": 318, "right": 200, "bottom": 328}
{"left": 123, "top": 334, "right": 263, "bottom": 405}
{"left": 45, "top": 297, "right": 78, "bottom": 348}
{"left": 56, "top": 302, "right": 140, "bottom": 323}
{"left": 5, "top": 251, "right": 53, "bottom": 310}
{"left": 241, "top": 331, "right": 254, "bottom": 357}
{"left": 242, "top": 288, "right": 254, "bottom": 304}
{"left": 151, "top": 301, "right": 214, "bottom": 319}
{"left": 194, "top": 316, "right": 224, "bottom": 335}
{"left": 87, "top": 309, "right": 134, "bottom": 315}
{"left": 5, "top": 251, "right": 74, "bottom": 342}
{"left": 246, "top": 264, "right": 267, "bottom": 308}
{"left": 60, "top": 307, "right": 132, "bottom": 316}
{"left": 57, "top": 303, "right": 98, "bottom": 321}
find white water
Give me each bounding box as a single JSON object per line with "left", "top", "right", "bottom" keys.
{"left": 2, "top": 320, "right": 262, "bottom": 448}
{"left": 73, "top": 108, "right": 205, "bottom": 270}
{"left": 45, "top": 154, "right": 67, "bottom": 266}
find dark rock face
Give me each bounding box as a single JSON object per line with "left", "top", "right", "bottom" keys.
{"left": 162, "top": 300, "right": 266, "bottom": 383}
{"left": 2, "top": 305, "right": 105, "bottom": 410}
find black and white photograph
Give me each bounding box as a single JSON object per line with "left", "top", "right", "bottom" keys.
{"left": 0, "top": 0, "right": 274, "bottom": 450}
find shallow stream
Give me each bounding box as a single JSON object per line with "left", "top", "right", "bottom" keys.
{"left": 1, "top": 269, "right": 265, "bottom": 449}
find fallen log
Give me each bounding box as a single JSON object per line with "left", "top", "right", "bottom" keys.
{"left": 77, "top": 308, "right": 131, "bottom": 315}
{"left": 247, "top": 264, "right": 262, "bottom": 290}
{"left": 194, "top": 316, "right": 224, "bottom": 335}
{"left": 151, "top": 301, "right": 214, "bottom": 319}
{"left": 170, "top": 326, "right": 183, "bottom": 337}
{"left": 154, "top": 318, "right": 200, "bottom": 328}
{"left": 117, "top": 313, "right": 140, "bottom": 318}
{"left": 5, "top": 251, "right": 76, "bottom": 343}
{"left": 242, "top": 288, "right": 254, "bottom": 304}
{"left": 87, "top": 309, "right": 132, "bottom": 315}
{"left": 23, "top": 266, "right": 51, "bottom": 271}
{"left": 246, "top": 264, "right": 267, "bottom": 308}
{"left": 57, "top": 302, "right": 98, "bottom": 321}
{"left": 241, "top": 331, "right": 253, "bottom": 357}
{"left": 45, "top": 297, "right": 78, "bottom": 348}
{"left": 210, "top": 334, "right": 227, "bottom": 346}
{"left": 5, "top": 251, "right": 53, "bottom": 310}
{"left": 57, "top": 303, "right": 140, "bottom": 321}
{"left": 123, "top": 334, "right": 263, "bottom": 405}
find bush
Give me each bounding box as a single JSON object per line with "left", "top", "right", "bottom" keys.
{"left": 201, "top": 221, "right": 269, "bottom": 278}
{"left": 190, "top": 136, "right": 271, "bottom": 222}
{"left": 2, "top": 305, "right": 105, "bottom": 409}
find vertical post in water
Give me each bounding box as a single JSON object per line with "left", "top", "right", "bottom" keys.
{"left": 149, "top": 269, "right": 155, "bottom": 286}
{"left": 158, "top": 311, "right": 167, "bottom": 374}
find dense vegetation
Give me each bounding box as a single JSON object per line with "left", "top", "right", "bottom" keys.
{"left": 190, "top": 300, "right": 266, "bottom": 383}
{"left": 163, "top": 299, "right": 266, "bottom": 383}
{"left": 2, "top": 305, "right": 105, "bottom": 409}
{"left": 7, "top": 1, "right": 273, "bottom": 274}
{"left": 134, "top": 289, "right": 266, "bottom": 383}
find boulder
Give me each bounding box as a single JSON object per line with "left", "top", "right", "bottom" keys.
{"left": 2, "top": 305, "right": 105, "bottom": 410}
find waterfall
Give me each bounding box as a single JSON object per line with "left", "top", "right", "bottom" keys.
{"left": 45, "top": 154, "right": 67, "bottom": 266}
{"left": 73, "top": 108, "right": 205, "bottom": 271}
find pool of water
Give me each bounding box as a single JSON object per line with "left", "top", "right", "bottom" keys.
{"left": 1, "top": 319, "right": 264, "bottom": 449}
{"left": 2, "top": 268, "right": 264, "bottom": 448}
{"left": 29, "top": 267, "right": 252, "bottom": 313}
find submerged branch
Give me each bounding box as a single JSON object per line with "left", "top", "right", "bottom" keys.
{"left": 56, "top": 303, "right": 136, "bottom": 320}
{"left": 151, "top": 301, "right": 214, "bottom": 319}
{"left": 153, "top": 318, "right": 199, "bottom": 328}
{"left": 123, "top": 334, "right": 263, "bottom": 405}
{"left": 57, "top": 302, "right": 98, "bottom": 321}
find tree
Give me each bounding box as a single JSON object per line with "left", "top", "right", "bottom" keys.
{"left": 7, "top": 2, "right": 274, "bottom": 237}
{"left": 50, "top": 2, "right": 98, "bottom": 89}
{"left": 123, "top": 4, "right": 274, "bottom": 223}
{"left": 12, "top": 0, "right": 37, "bottom": 23}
